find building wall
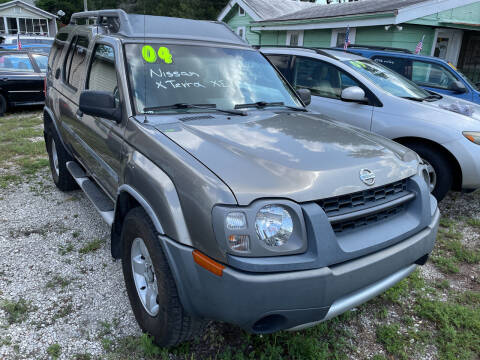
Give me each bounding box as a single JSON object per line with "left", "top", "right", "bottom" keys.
{"left": 356, "top": 25, "right": 435, "bottom": 55}
{"left": 224, "top": 4, "right": 260, "bottom": 45}
{"left": 303, "top": 29, "right": 331, "bottom": 47}
{"left": 411, "top": 2, "right": 480, "bottom": 26}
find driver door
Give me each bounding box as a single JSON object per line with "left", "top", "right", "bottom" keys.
{"left": 292, "top": 56, "right": 374, "bottom": 130}
{"left": 75, "top": 42, "right": 124, "bottom": 198}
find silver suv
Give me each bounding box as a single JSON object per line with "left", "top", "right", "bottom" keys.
{"left": 44, "top": 10, "right": 439, "bottom": 346}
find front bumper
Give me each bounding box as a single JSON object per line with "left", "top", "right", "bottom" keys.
{"left": 161, "top": 208, "right": 440, "bottom": 333}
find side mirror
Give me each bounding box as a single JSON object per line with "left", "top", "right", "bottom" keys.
{"left": 341, "top": 86, "right": 368, "bottom": 103}
{"left": 79, "top": 90, "right": 122, "bottom": 123}
{"left": 297, "top": 88, "right": 311, "bottom": 106}
{"left": 449, "top": 80, "right": 467, "bottom": 94}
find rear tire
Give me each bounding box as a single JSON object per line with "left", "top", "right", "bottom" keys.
{"left": 46, "top": 127, "right": 78, "bottom": 191}
{"left": 121, "top": 207, "right": 204, "bottom": 347}
{"left": 405, "top": 142, "right": 452, "bottom": 202}
{"left": 0, "top": 94, "right": 7, "bottom": 116}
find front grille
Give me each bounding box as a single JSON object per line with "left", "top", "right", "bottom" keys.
{"left": 316, "top": 179, "right": 412, "bottom": 233}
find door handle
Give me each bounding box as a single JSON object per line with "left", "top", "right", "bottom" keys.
{"left": 76, "top": 110, "right": 83, "bottom": 121}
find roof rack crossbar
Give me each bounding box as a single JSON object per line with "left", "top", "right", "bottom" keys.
{"left": 70, "top": 9, "right": 130, "bottom": 34}
{"left": 254, "top": 45, "right": 337, "bottom": 59}
{"left": 344, "top": 44, "right": 412, "bottom": 54}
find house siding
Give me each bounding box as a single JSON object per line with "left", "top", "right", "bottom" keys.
{"left": 356, "top": 25, "right": 436, "bottom": 55}
{"left": 303, "top": 29, "right": 331, "bottom": 47}
{"left": 224, "top": 4, "right": 260, "bottom": 45}
{"left": 410, "top": 2, "right": 480, "bottom": 27}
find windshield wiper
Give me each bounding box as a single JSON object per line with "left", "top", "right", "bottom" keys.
{"left": 400, "top": 96, "right": 424, "bottom": 102}
{"left": 144, "top": 103, "right": 246, "bottom": 116}
{"left": 234, "top": 101, "right": 307, "bottom": 112}
{"left": 423, "top": 93, "right": 443, "bottom": 101}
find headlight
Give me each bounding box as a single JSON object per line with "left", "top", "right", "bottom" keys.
{"left": 255, "top": 205, "right": 293, "bottom": 247}
{"left": 463, "top": 131, "right": 480, "bottom": 145}
{"left": 401, "top": 149, "right": 420, "bottom": 163}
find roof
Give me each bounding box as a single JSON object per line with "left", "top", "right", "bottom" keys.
{"left": 218, "top": 0, "right": 315, "bottom": 22}
{"left": 0, "top": 0, "right": 57, "bottom": 19}
{"left": 70, "top": 10, "right": 248, "bottom": 46}
{"left": 264, "top": 0, "right": 431, "bottom": 22}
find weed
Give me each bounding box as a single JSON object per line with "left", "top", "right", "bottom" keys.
{"left": 1, "top": 298, "right": 34, "bottom": 324}
{"left": 79, "top": 238, "right": 104, "bottom": 254}
{"left": 466, "top": 217, "right": 480, "bottom": 228}
{"left": 45, "top": 275, "right": 71, "bottom": 290}
{"left": 58, "top": 242, "right": 74, "bottom": 255}
{"left": 0, "top": 336, "right": 12, "bottom": 346}
{"left": 0, "top": 174, "right": 22, "bottom": 189}
{"left": 376, "top": 324, "right": 408, "bottom": 360}
{"left": 73, "top": 354, "right": 92, "bottom": 360}
{"left": 53, "top": 303, "right": 73, "bottom": 320}
{"left": 47, "top": 343, "right": 61, "bottom": 359}
{"left": 72, "top": 231, "right": 80, "bottom": 238}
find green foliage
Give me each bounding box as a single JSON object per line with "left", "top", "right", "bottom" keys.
{"left": 1, "top": 298, "right": 34, "bottom": 324}
{"left": 79, "top": 238, "right": 104, "bottom": 254}
{"left": 46, "top": 343, "right": 61, "bottom": 359}
{"left": 376, "top": 324, "right": 408, "bottom": 360}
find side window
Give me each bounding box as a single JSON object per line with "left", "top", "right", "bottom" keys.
{"left": 267, "top": 55, "right": 292, "bottom": 82}
{"left": 49, "top": 32, "right": 68, "bottom": 72}
{"left": 87, "top": 44, "right": 118, "bottom": 100}
{"left": 63, "top": 35, "right": 89, "bottom": 90}
{"left": 0, "top": 54, "right": 34, "bottom": 72}
{"left": 372, "top": 56, "right": 412, "bottom": 79}
{"left": 32, "top": 54, "right": 48, "bottom": 72}
{"left": 411, "top": 61, "right": 459, "bottom": 90}
{"left": 293, "top": 57, "right": 362, "bottom": 99}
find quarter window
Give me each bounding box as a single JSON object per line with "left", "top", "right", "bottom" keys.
{"left": 293, "top": 57, "right": 362, "bottom": 99}
{"left": 267, "top": 55, "right": 292, "bottom": 82}
{"left": 63, "top": 35, "right": 89, "bottom": 90}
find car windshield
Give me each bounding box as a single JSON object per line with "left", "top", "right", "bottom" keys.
{"left": 32, "top": 54, "right": 47, "bottom": 72}
{"left": 125, "top": 44, "right": 302, "bottom": 114}
{"left": 344, "top": 59, "right": 430, "bottom": 100}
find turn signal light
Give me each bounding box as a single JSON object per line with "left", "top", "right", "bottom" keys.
{"left": 192, "top": 250, "right": 225, "bottom": 277}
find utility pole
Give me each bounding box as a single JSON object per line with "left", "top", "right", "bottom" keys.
{"left": 84, "top": 0, "right": 88, "bottom": 11}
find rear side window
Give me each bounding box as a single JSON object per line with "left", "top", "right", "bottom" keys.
{"left": 411, "top": 61, "right": 459, "bottom": 90}
{"left": 267, "top": 55, "right": 292, "bottom": 82}
{"left": 48, "top": 32, "right": 69, "bottom": 71}
{"left": 32, "top": 54, "right": 48, "bottom": 72}
{"left": 63, "top": 35, "right": 89, "bottom": 90}
{"left": 0, "top": 54, "right": 34, "bottom": 72}
{"left": 87, "top": 44, "right": 118, "bottom": 94}
{"left": 372, "top": 56, "right": 413, "bottom": 79}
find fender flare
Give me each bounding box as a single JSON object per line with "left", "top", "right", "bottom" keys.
{"left": 43, "top": 106, "right": 73, "bottom": 157}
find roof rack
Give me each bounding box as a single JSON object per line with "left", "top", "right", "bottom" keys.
{"left": 70, "top": 9, "right": 130, "bottom": 34}
{"left": 342, "top": 44, "right": 412, "bottom": 54}
{"left": 254, "top": 45, "right": 338, "bottom": 59}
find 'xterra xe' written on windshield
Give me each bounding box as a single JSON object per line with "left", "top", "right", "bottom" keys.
{"left": 125, "top": 44, "right": 301, "bottom": 114}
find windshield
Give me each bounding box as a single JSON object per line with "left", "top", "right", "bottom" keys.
{"left": 344, "top": 59, "right": 430, "bottom": 100}
{"left": 125, "top": 44, "right": 302, "bottom": 114}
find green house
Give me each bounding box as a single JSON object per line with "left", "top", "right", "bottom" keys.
{"left": 218, "top": 0, "right": 480, "bottom": 80}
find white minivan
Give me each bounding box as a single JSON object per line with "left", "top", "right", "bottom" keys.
{"left": 263, "top": 47, "right": 480, "bottom": 201}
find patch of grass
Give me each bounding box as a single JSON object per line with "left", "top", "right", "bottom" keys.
{"left": 432, "top": 255, "right": 459, "bottom": 274}
{"left": 58, "top": 242, "right": 74, "bottom": 255}
{"left": 79, "top": 238, "right": 104, "bottom": 254}
{"left": 46, "top": 343, "right": 61, "bottom": 359}
{"left": 73, "top": 354, "right": 92, "bottom": 360}
{"left": 376, "top": 324, "right": 408, "bottom": 360}
{"left": 0, "top": 174, "right": 22, "bottom": 189}
{"left": 1, "top": 298, "right": 34, "bottom": 324}
{"left": 53, "top": 303, "right": 73, "bottom": 320}
{"left": 45, "top": 275, "right": 71, "bottom": 290}
{"left": 72, "top": 231, "right": 80, "bottom": 238}
{"left": 466, "top": 217, "right": 480, "bottom": 228}
{"left": 0, "top": 336, "right": 12, "bottom": 346}
{"left": 17, "top": 158, "right": 49, "bottom": 175}
{"left": 415, "top": 296, "right": 480, "bottom": 359}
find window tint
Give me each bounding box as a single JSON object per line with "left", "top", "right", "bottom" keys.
{"left": 372, "top": 56, "right": 413, "bottom": 79}
{"left": 87, "top": 44, "right": 118, "bottom": 95}
{"left": 0, "top": 54, "right": 34, "bottom": 72}
{"left": 63, "top": 35, "right": 89, "bottom": 90}
{"left": 267, "top": 55, "right": 292, "bottom": 81}
{"left": 411, "top": 61, "right": 459, "bottom": 90}
{"left": 293, "top": 57, "right": 362, "bottom": 99}
{"left": 32, "top": 54, "right": 48, "bottom": 72}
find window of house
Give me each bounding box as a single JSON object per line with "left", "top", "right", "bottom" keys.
{"left": 293, "top": 57, "right": 362, "bottom": 99}
{"left": 286, "top": 31, "right": 304, "bottom": 46}
{"left": 331, "top": 28, "right": 356, "bottom": 47}
{"left": 238, "top": 6, "right": 245, "bottom": 16}
{"left": 411, "top": 61, "right": 460, "bottom": 90}
{"left": 236, "top": 26, "right": 246, "bottom": 40}
{"left": 63, "top": 35, "right": 89, "bottom": 90}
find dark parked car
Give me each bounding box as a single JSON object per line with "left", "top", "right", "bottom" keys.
{"left": 0, "top": 50, "right": 48, "bottom": 115}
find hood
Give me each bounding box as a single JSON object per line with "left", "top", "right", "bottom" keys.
{"left": 422, "top": 95, "right": 480, "bottom": 123}
{"left": 154, "top": 112, "right": 418, "bottom": 205}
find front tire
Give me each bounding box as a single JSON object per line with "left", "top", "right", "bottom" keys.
{"left": 406, "top": 143, "right": 452, "bottom": 201}
{"left": 46, "top": 128, "right": 78, "bottom": 191}
{"left": 121, "top": 207, "right": 204, "bottom": 347}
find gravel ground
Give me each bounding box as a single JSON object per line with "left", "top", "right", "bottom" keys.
{"left": 0, "top": 111, "right": 478, "bottom": 359}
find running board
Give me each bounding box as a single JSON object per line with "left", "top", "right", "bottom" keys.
{"left": 66, "top": 161, "right": 114, "bottom": 226}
